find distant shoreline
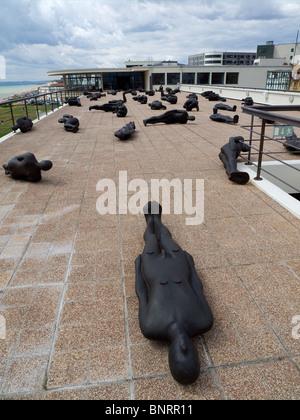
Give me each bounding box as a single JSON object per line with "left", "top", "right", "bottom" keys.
{"left": 0, "top": 84, "right": 42, "bottom": 102}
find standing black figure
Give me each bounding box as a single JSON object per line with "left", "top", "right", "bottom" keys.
{"left": 219, "top": 136, "right": 251, "bottom": 184}
{"left": 135, "top": 202, "right": 214, "bottom": 385}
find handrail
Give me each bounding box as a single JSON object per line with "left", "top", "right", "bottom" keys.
{"left": 241, "top": 104, "right": 300, "bottom": 193}
{"left": 0, "top": 88, "right": 83, "bottom": 138}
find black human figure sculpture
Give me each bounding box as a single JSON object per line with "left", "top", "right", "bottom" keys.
{"left": 201, "top": 91, "right": 226, "bottom": 102}
{"left": 58, "top": 115, "right": 80, "bottom": 133}
{"left": 68, "top": 97, "right": 81, "bottom": 107}
{"left": 114, "top": 121, "right": 136, "bottom": 141}
{"left": 161, "top": 94, "right": 178, "bottom": 105}
{"left": 219, "top": 136, "right": 251, "bottom": 184}
{"left": 284, "top": 131, "right": 300, "bottom": 153}
{"left": 135, "top": 201, "right": 214, "bottom": 385}
{"left": 12, "top": 117, "right": 33, "bottom": 133}
{"left": 146, "top": 90, "right": 155, "bottom": 96}
{"left": 183, "top": 98, "right": 199, "bottom": 112}
{"left": 210, "top": 113, "right": 239, "bottom": 124}
{"left": 113, "top": 104, "right": 128, "bottom": 117}
{"left": 242, "top": 97, "right": 254, "bottom": 106}
{"left": 3, "top": 152, "right": 53, "bottom": 182}
{"left": 144, "top": 110, "right": 195, "bottom": 126}
{"left": 148, "top": 100, "right": 167, "bottom": 110}
{"left": 213, "top": 103, "right": 237, "bottom": 113}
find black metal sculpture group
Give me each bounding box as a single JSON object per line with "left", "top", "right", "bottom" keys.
{"left": 2, "top": 87, "right": 263, "bottom": 385}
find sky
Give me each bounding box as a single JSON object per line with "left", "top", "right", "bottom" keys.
{"left": 0, "top": 0, "right": 300, "bottom": 81}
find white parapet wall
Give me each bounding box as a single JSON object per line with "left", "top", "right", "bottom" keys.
{"left": 179, "top": 84, "right": 300, "bottom": 106}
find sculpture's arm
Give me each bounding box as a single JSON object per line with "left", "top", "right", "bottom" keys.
{"left": 185, "top": 252, "right": 204, "bottom": 299}
{"left": 135, "top": 255, "right": 148, "bottom": 308}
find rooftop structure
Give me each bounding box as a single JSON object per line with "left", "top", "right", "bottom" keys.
{"left": 0, "top": 91, "right": 299, "bottom": 400}
{"left": 188, "top": 52, "right": 257, "bottom": 67}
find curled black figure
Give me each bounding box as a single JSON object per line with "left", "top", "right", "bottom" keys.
{"left": 3, "top": 152, "right": 53, "bottom": 182}
{"left": 148, "top": 100, "right": 167, "bottom": 110}
{"left": 114, "top": 121, "right": 136, "bottom": 141}
{"left": 210, "top": 113, "right": 239, "bottom": 124}
{"left": 113, "top": 104, "right": 128, "bottom": 117}
{"left": 58, "top": 115, "right": 80, "bottom": 133}
{"left": 213, "top": 103, "right": 237, "bottom": 113}
{"left": 219, "top": 136, "right": 251, "bottom": 184}
{"left": 12, "top": 117, "right": 33, "bottom": 133}
{"left": 143, "top": 110, "right": 195, "bottom": 126}
{"left": 183, "top": 98, "right": 199, "bottom": 112}
{"left": 161, "top": 94, "right": 178, "bottom": 105}
{"left": 135, "top": 201, "right": 214, "bottom": 385}
{"left": 242, "top": 97, "right": 254, "bottom": 106}
{"left": 68, "top": 97, "right": 81, "bottom": 107}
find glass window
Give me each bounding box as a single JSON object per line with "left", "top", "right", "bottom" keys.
{"left": 182, "top": 73, "right": 195, "bottom": 84}
{"left": 197, "top": 73, "right": 210, "bottom": 84}
{"left": 226, "top": 73, "right": 239, "bottom": 84}
{"left": 211, "top": 73, "right": 224, "bottom": 84}
{"left": 152, "top": 73, "right": 165, "bottom": 85}
{"left": 167, "top": 73, "right": 180, "bottom": 85}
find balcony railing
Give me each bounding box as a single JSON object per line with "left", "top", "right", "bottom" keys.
{"left": 241, "top": 104, "right": 300, "bottom": 195}
{"left": 0, "top": 89, "right": 83, "bottom": 138}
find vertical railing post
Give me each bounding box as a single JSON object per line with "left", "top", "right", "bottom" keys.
{"left": 254, "top": 119, "right": 266, "bottom": 181}
{"left": 9, "top": 102, "right": 15, "bottom": 127}
{"left": 246, "top": 115, "right": 255, "bottom": 165}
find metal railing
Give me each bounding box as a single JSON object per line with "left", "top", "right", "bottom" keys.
{"left": 0, "top": 89, "right": 83, "bottom": 138}
{"left": 241, "top": 105, "right": 300, "bottom": 195}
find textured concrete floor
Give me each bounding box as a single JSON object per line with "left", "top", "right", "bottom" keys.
{"left": 0, "top": 92, "right": 299, "bottom": 400}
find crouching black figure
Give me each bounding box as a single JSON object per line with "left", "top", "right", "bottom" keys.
{"left": 12, "top": 117, "right": 33, "bottom": 133}
{"left": 68, "top": 97, "right": 81, "bottom": 107}
{"left": 183, "top": 98, "right": 199, "bottom": 112}
{"left": 58, "top": 115, "right": 80, "bottom": 133}
{"left": 114, "top": 121, "right": 136, "bottom": 141}
{"left": 148, "top": 100, "right": 167, "bottom": 110}
{"left": 143, "top": 110, "right": 195, "bottom": 126}
{"left": 219, "top": 136, "right": 250, "bottom": 184}
{"left": 210, "top": 113, "right": 239, "bottom": 124}
{"left": 113, "top": 104, "right": 128, "bottom": 117}
{"left": 3, "top": 152, "right": 53, "bottom": 182}
{"left": 135, "top": 201, "right": 214, "bottom": 385}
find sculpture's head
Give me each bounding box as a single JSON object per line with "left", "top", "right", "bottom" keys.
{"left": 169, "top": 333, "right": 200, "bottom": 385}
{"left": 39, "top": 160, "right": 53, "bottom": 171}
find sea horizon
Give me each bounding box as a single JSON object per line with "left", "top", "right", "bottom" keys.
{"left": 0, "top": 82, "right": 46, "bottom": 100}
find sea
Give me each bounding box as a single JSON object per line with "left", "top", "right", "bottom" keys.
{"left": 0, "top": 82, "right": 47, "bottom": 101}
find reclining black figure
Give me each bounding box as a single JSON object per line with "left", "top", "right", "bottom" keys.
{"left": 12, "top": 117, "right": 33, "bottom": 133}
{"left": 210, "top": 113, "right": 239, "bottom": 124}
{"left": 135, "top": 201, "right": 214, "bottom": 385}
{"left": 219, "top": 136, "right": 251, "bottom": 184}
{"left": 58, "top": 115, "right": 80, "bottom": 133}
{"left": 3, "top": 152, "right": 53, "bottom": 182}
{"left": 114, "top": 121, "right": 136, "bottom": 140}
{"left": 148, "top": 100, "right": 167, "bottom": 110}
{"left": 144, "top": 110, "right": 195, "bottom": 126}
{"left": 284, "top": 131, "right": 300, "bottom": 153}
{"left": 213, "top": 103, "right": 237, "bottom": 113}
{"left": 183, "top": 98, "right": 199, "bottom": 112}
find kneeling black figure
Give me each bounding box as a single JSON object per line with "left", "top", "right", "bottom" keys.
{"left": 12, "top": 117, "right": 33, "bottom": 133}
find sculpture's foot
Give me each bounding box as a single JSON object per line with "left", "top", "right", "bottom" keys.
{"left": 143, "top": 120, "right": 147, "bottom": 126}
{"left": 233, "top": 105, "right": 237, "bottom": 112}
{"left": 229, "top": 171, "right": 250, "bottom": 185}
{"left": 143, "top": 201, "right": 162, "bottom": 224}
{"left": 233, "top": 115, "right": 239, "bottom": 124}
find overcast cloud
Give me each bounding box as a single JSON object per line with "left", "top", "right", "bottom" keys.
{"left": 1, "top": 0, "right": 300, "bottom": 81}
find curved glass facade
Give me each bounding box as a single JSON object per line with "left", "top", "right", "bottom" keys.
{"left": 66, "top": 73, "right": 101, "bottom": 90}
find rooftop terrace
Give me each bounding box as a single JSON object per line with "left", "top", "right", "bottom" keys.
{"left": 0, "top": 92, "right": 299, "bottom": 400}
